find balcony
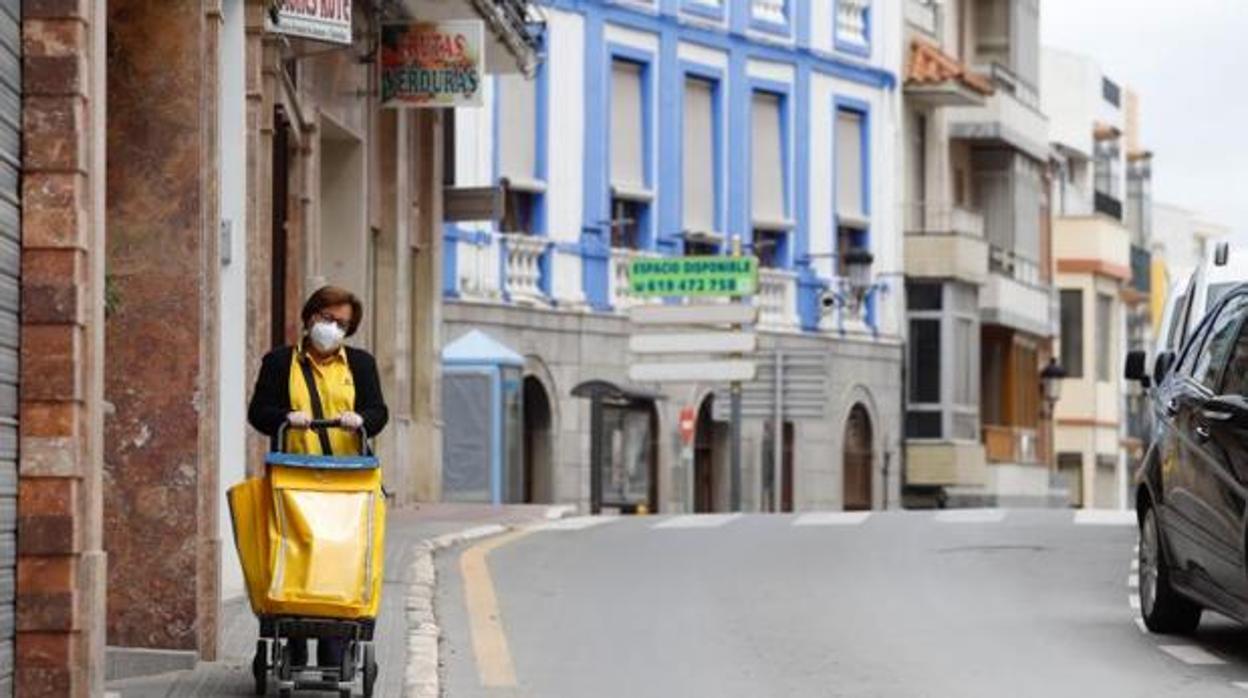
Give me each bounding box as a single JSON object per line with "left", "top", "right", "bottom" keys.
{"left": 1094, "top": 191, "right": 1123, "bottom": 221}
{"left": 757, "top": 268, "right": 800, "bottom": 332}
{"left": 983, "top": 425, "right": 1040, "bottom": 465}
{"left": 903, "top": 204, "right": 989, "bottom": 285}
{"left": 981, "top": 249, "right": 1052, "bottom": 337}
{"left": 1053, "top": 215, "right": 1130, "bottom": 281}
{"left": 836, "top": 0, "right": 870, "bottom": 49}
{"left": 751, "top": 0, "right": 786, "bottom": 26}
{"left": 499, "top": 233, "right": 549, "bottom": 304}
{"left": 609, "top": 248, "right": 662, "bottom": 312}
{"left": 904, "top": 0, "right": 938, "bottom": 36}
{"left": 945, "top": 62, "right": 1049, "bottom": 162}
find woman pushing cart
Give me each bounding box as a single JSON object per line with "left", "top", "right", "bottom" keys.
{"left": 231, "top": 286, "right": 389, "bottom": 697}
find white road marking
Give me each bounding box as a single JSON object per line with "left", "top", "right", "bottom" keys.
{"left": 1128, "top": 574, "right": 1139, "bottom": 589}
{"left": 533, "top": 516, "right": 619, "bottom": 532}
{"left": 793, "top": 512, "right": 871, "bottom": 526}
{"left": 653, "top": 514, "right": 743, "bottom": 529}
{"left": 934, "top": 509, "right": 1006, "bottom": 523}
{"left": 1231, "top": 682, "right": 1248, "bottom": 691}
{"left": 1159, "top": 645, "right": 1226, "bottom": 665}
{"left": 1131, "top": 558, "right": 1140, "bottom": 571}
{"left": 543, "top": 504, "right": 578, "bottom": 520}
{"left": 1134, "top": 618, "right": 1148, "bottom": 634}
{"left": 1074, "top": 509, "right": 1138, "bottom": 526}
{"left": 1129, "top": 594, "right": 1141, "bottom": 610}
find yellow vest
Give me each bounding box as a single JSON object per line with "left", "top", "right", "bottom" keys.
{"left": 287, "top": 344, "right": 359, "bottom": 455}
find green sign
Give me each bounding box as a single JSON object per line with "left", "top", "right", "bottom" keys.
{"left": 628, "top": 256, "right": 759, "bottom": 298}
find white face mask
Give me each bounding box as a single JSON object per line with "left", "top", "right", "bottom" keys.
{"left": 309, "top": 321, "right": 346, "bottom": 353}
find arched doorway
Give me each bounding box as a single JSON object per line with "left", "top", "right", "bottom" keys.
{"left": 694, "top": 395, "right": 728, "bottom": 512}
{"left": 843, "top": 404, "right": 874, "bottom": 511}
{"left": 522, "top": 376, "right": 553, "bottom": 503}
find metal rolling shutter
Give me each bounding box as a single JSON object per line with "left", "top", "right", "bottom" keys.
{"left": 0, "top": 0, "right": 19, "bottom": 694}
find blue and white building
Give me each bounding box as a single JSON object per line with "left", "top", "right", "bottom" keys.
{"left": 441, "top": 0, "right": 903, "bottom": 513}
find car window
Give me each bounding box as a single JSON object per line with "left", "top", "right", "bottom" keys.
{"left": 1165, "top": 291, "right": 1188, "bottom": 352}
{"left": 1222, "top": 322, "right": 1248, "bottom": 397}
{"left": 1192, "top": 295, "right": 1248, "bottom": 391}
{"left": 1208, "top": 282, "right": 1236, "bottom": 311}
{"left": 1177, "top": 314, "right": 1215, "bottom": 378}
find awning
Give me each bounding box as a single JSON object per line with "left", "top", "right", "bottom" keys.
{"left": 572, "top": 380, "right": 664, "bottom": 406}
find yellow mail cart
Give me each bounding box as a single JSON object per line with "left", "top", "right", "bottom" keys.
{"left": 228, "top": 420, "right": 385, "bottom": 698}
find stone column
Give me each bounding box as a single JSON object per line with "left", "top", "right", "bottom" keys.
{"left": 409, "top": 110, "right": 444, "bottom": 502}
{"left": 18, "top": 0, "right": 108, "bottom": 695}
{"left": 102, "top": 0, "right": 220, "bottom": 659}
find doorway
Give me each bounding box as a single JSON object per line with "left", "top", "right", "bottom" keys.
{"left": 693, "top": 395, "right": 728, "bottom": 513}
{"left": 843, "top": 404, "right": 874, "bottom": 511}
{"left": 522, "top": 376, "right": 553, "bottom": 503}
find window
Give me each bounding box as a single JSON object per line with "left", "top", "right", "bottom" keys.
{"left": 1102, "top": 77, "right": 1122, "bottom": 108}
{"left": 498, "top": 74, "right": 539, "bottom": 187}
{"left": 1221, "top": 321, "right": 1248, "bottom": 396}
{"left": 754, "top": 229, "right": 788, "bottom": 269}
{"left": 1193, "top": 296, "right": 1248, "bottom": 390}
{"left": 973, "top": 0, "right": 1009, "bottom": 66}
{"left": 610, "top": 59, "right": 651, "bottom": 249}
{"left": 500, "top": 189, "right": 540, "bottom": 235}
{"left": 836, "top": 108, "right": 867, "bottom": 228}
{"left": 1096, "top": 293, "right": 1113, "bottom": 382}
{"left": 752, "top": 91, "right": 789, "bottom": 266}
{"left": 683, "top": 77, "right": 717, "bottom": 236}
{"left": 905, "top": 282, "right": 979, "bottom": 440}
{"left": 1060, "top": 290, "right": 1084, "bottom": 379}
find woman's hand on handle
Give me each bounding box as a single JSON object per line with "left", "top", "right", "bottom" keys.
{"left": 287, "top": 411, "right": 312, "bottom": 428}
{"left": 339, "top": 411, "right": 364, "bottom": 430}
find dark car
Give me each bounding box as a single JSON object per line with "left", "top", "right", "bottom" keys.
{"left": 1133, "top": 282, "right": 1248, "bottom": 633}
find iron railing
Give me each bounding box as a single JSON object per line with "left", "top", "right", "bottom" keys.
{"left": 1094, "top": 191, "right": 1123, "bottom": 221}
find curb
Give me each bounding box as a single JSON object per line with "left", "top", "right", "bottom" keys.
{"left": 403, "top": 507, "right": 574, "bottom": 698}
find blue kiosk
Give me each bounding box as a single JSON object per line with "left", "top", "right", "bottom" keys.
{"left": 441, "top": 330, "right": 525, "bottom": 504}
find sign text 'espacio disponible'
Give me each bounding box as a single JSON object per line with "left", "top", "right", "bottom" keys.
{"left": 628, "top": 256, "right": 759, "bottom": 298}
{"left": 266, "top": 0, "right": 354, "bottom": 45}
{"left": 381, "top": 21, "right": 485, "bottom": 109}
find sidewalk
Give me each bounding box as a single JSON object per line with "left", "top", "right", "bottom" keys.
{"left": 106, "top": 503, "right": 567, "bottom": 698}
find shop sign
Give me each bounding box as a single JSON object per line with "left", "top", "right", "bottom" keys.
{"left": 266, "top": 0, "right": 354, "bottom": 45}
{"left": 381, "top": 21, "right": 485, "bottom": 109}
{"left": 629, "top": 256, "right": 759, "bottom": 298}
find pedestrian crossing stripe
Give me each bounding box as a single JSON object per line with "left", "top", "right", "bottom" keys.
{"left": 653, "top": 514, "right": 742, "bottom": 529}
{"left": 793, "top": 512, "right": 871, "bottom": 526}
{"left": 1074, "top": 509, "right": 1137, "bottom": 526}
{"left": 934, "top": 509, "right": 1006, "bottom": 523}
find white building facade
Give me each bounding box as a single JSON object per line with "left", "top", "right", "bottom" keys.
{"left": 442, "top": 0, "right": 904, "bottom": 513}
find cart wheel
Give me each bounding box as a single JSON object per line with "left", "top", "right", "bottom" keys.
{"left": 277, "top": 643, "right": 292, "bottom": 681}
{"left": 339, "top": 641, "right": 357, "bottom": 682}
{"left": 251, "top": 640, "right": 268, "bottom": 696}
{"left": 362, "top": 643, "right": 377, "bottom": 698}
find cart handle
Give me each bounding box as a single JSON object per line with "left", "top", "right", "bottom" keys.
{"left": 275, "top": 418, "right": 372, "bottom": 456}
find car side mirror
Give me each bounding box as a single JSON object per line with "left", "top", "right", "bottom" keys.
{"left": 1125, "top": 350, "right": 1151, "bottom": 389}
{"left": 1153, "top": 351, "right": 1176, "bottom": 386}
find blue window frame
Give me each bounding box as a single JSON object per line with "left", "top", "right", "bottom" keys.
{"left": 833, "top": 0, "right": 872, "bottom": 58}
{"left": 747, "top": 79, "right": 794, "bottom": 269}
{"left": 678, "top": 61, "right": 725, "bottom": 253}
{"left": 605, "top": 43, "right": 657, "bottom": 250}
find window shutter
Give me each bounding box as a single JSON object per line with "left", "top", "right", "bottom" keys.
{"left": 610, "top": 61, "right": 646, "bottom": 191}
{"left": 751, "top": 92, "right": 786, "bottom": 226}
{"left": 836, "top": 110, "right": 866, "bottom": 225}
{"left": 682, "top": 78, "right": 716, "bottom": 233}
{"left": 498, "top": 74, "right": 537, "bottom": 183}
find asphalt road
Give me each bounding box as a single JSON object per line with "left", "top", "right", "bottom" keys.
{"left": 437, "top": 509, "right": 1248, "bottom": 698}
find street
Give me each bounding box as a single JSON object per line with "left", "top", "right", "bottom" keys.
{"left": 438, "top": 510, "right": 1248, "bottom": 697}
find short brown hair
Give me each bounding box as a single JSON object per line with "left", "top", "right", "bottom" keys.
{"left": 301, "top": 285, "right": 363, "bottom": 337}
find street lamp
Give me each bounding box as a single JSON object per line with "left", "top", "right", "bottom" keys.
{"left": 1040, "top": 357, "right": 1066, "bottom": 408}
{"left": 819, "top": 246, "right": 884, "bottom": 327}
{"left": 1040, "top": 357, "right": 1066, "bottom": 472}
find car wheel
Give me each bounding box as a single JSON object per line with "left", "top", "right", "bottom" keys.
{"left": 1140, "top": 506, "right": 1202, "bottom": 634}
